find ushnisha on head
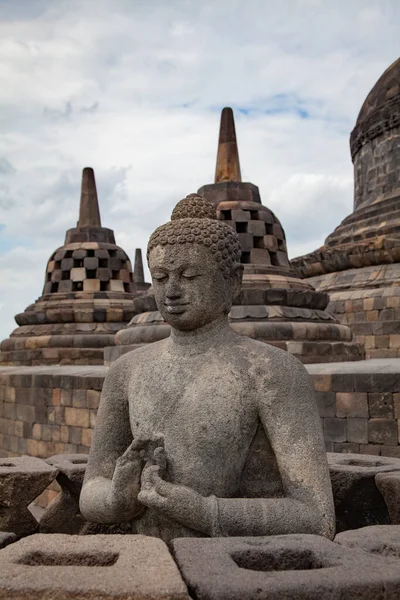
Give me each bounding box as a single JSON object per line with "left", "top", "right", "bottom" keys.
{"left": 147, "top": 194, "right": 243, "bottom": 331}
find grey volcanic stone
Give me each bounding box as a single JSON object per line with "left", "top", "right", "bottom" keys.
{"left": 0, "top": 532, "right": 16, "bottom": 549}
{"left": 80, "top": 195, "right": 335, "bottom": 543}
{"left": 40, "top": 454, "right": 88, "bottom": 534}
{"left": 0, "top": 456, "right": 58, "bottom": 536}
{"left": 172, "top": 534, "right": 400, "bottom": 600}
{"left": 336, "top": 525, "right": 400, "bottom": 558}
{"left": 376, "top": 472, "right": 400, "bottom": 524}
{"left": 327, "top": 452, "right": 400, "bottom": 532}
{"left": 0, "top": 534, "right": 189, "bottom": 599}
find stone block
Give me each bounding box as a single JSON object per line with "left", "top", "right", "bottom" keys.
{"left": 324, "top": 418, "right": 347, "bottom": 442}
{"left": 262, "top": 234, "right": 278, "bottom": 251}
{"left": 172, "top": 534, "right": 400, "bottom": 600}
{"left": 368, "top": 393, "right": 394, "bottom": 418}
{"left": 68, "top": 427, "right": 82, "bottom": 445}
{"left": 247, "top": 220, "right": 266, "bottom": 236}
{"left": 97, "top": 267, "right": 112, "bottom": 281}
{"left": 83, "top": 279, "right": 101, "bottom": 292}
{"left": 336, "top": 524, "right": 400, "bottom": 556}
{"left": 250, "top": 248, "right": 271, "bottom": 265}
{"left": 40, "top": 454, "right": 88, "bottom": 534}
{"left": 334, "top": 442, "right": 360, "bottom": 454}
{"left": 86, "top": 389, "right": 100, "bottom": 409}
{"left": 108, "top": 280, "right": 124, "bottom": 292}
{"left": 327, "top": 452, "right": 400, "bottom": 532}
{"left": 58, "top": 280, "right": 73, "bottom": 293}
{"left": 360, "top": 444, "right": 382, "bottom": 455}
{"left": 231, "top": 208, "right": 250, "bottom": 221}
{"left": 380, "top": 446, "right": 400, "bottom": 459}
{"left": 369, "top": 419, "right": 398, "bottom": 445}
{"left": 331, "top": 373, "right": 356, "bottom": 392}
{"left": 65, "top": 407, "right": 90, "bottom": 428}
{"left": 316, "top": 392, "right": 336, "bottom": 417}
{"left": 375, "top": 471, "right": 400, "bottom": 524}
{"left": 83, "top": 256, "right": 99, "bottom": 270}
{"left": 15, "top": 404, "right": 35, "bottom": 423}
{"left": 0, "top": 456, "right": 57, "bottom": 536}
{"left": 0, "top": 534, "right": 189, "bottom": 599}
{"left": 72, "top": 389, "right": 87, "bottom": 408}
{"left": 346, "top": 418, "right": 368, "bottom": 444}
{"left": 237, "top": 233, "right": 254, "bottom": 252}
{"left": 336, "top": 393, "right": 368, "bottom": 418}
{"left": 61, "top": 258, "right": 74, "bottom": 271}
{"left": 52, "top": 388, "right": 61, "bottom": 406}
{"left": 70, "top": 268, "right": 86, "bottom": 282}
{"left": 60, "top": 389, "right": 72, "bottom": 406}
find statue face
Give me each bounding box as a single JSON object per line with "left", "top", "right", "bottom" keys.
{"left": 149, "top": 243, "right": 239, "bottom": 331}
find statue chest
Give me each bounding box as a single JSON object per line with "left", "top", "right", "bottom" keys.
{"left": 127, "top": 359, "right": 258, "bottom": 494}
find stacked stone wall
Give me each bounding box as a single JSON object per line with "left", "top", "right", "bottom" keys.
{"left": 353, "top": 126, "right": 400, "bottom": 210}
{"left": 1, "top": 365, "right": 400, "bottom": 487}
{"left": 313, "top": 370, "right": 400, "bottom": 457}
{"left": 308, "top": 267, "right": 400, "bottom": 359}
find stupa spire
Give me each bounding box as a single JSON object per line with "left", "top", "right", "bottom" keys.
{"left": 78, "top": 167, "right": 101, "bottom": 228}
{"left": 133, "top": 248, "right": 145, "bottom": 284}
{"left": 214, "top": 107, "right": 242, "bottom": 183}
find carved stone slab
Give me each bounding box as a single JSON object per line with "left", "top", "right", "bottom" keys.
{"left": 0, "top": 534, "right": 189, "bottom": 599}
{"left": 172, "top": 534, "right": 400, "bottom": 600}
{"left": 40, "top": 454, "right": 88, "bottom": 534}
{"left": 0, "top": 456, "right": 57, "bottom": 536}
{"left": 327, "top": 452, "right": 400, "bottom": 531}
{"left": 336, "top": 524, "right": 400, "bottom": 558}
{"left": 376, "top": 472, "right": 400, "bottom": 524}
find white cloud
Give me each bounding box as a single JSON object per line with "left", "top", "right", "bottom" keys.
{"left": 0, "top": 0, "right": 399, "bottom": 339}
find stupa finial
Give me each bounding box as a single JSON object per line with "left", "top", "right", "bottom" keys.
{"left": 78, "top": 167, "right": 101, "bottom": 228}
{"left": 214, "top": 107, "right": 242, "bottom": 183}
{"left": 133, "top": 249, "right": 145, "bottom": 284}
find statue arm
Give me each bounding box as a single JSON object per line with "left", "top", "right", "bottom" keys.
{"left": 216, "top": 351, "right": 335, "bottom": 538}
{"left": 79, "top": 358, "right": 143, "bottom": 524}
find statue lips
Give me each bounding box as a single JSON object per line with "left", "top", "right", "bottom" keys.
{"left": 164, "top": 303, "right": 189, "bottom": 314}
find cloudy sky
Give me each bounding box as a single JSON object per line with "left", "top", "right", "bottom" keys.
{"left": 0, "top": 0, "right": 399, "bottom": 340}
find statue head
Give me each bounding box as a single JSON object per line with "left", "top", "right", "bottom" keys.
{"left": 147, "top": 194, "right": 243, "bottom": 331}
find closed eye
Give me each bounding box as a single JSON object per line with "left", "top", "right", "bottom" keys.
{"left": 182, "top": 273, "right": 200, "bottom": 280}
{"left": 152, "top": 274, "right": 168, "bottom": 282}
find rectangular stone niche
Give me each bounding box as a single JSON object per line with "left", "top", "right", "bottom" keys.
{"left": 0, "top": 534, "right": 189, "bottom": 599}
{"left": 172, "top": 535, "right": 400, "bottom": 599}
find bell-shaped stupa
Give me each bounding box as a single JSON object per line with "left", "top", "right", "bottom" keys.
{"left": 0, "top": 168, "right": 137, "bottom": 365}
{"left": 292, "top": 57, "right": 400, "bottom": 359}
{"left": 109, "top": 109, "right": 363, "bottom": 365}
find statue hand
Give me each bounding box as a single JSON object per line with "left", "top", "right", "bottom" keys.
{"left": 108, "top": 435, "right": 164, "bottom": 516}
{"left": 138, "top": 461, "right": 213, "bottom": 535}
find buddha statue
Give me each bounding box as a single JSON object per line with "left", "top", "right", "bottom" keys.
{"left": 80, "top": 194, "right": 335, "bottom": 541}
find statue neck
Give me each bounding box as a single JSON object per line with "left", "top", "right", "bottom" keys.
{"left": 169, "top": 314, "right": 233, "bottom": 352}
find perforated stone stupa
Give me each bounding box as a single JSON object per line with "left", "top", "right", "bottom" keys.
{"left": 292, "top": 57, "right": 400, "bottom": 358}
{"left": 0, "top": 168, "right": 137, "bottom": 365}
{"left": 109, "top": 108, "right": 363, "bottom": 364}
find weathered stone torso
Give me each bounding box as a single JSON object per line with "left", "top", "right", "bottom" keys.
{"left": 125, "top": 333, "right": 285, "bottom": 538}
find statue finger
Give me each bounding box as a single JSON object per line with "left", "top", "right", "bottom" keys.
{"left": 141, "top": 464, "right": 162, "bottom": 490}
{"left": 138, "top": 489, "right": 165, "bottom": 509}
{"left": 153, "top": 447, "right": 167, "bottom": 473}
{"left": 124, "top": 438, "right": 149, "bottom": 457}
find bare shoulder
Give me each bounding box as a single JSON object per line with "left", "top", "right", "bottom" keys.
{"left": 233, "top": 334, "right": 312, "bottom": 386}
{"left": 106, "top": 338, "right": 170, "bottom": 383}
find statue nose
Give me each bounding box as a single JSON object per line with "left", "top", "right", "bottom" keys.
{"left": 165, "top": 278, "right": 182, "bottom": 299}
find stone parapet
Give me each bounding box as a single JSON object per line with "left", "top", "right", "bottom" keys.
{"left": 1, "top": 360, "right": 400, "bottom": 475}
